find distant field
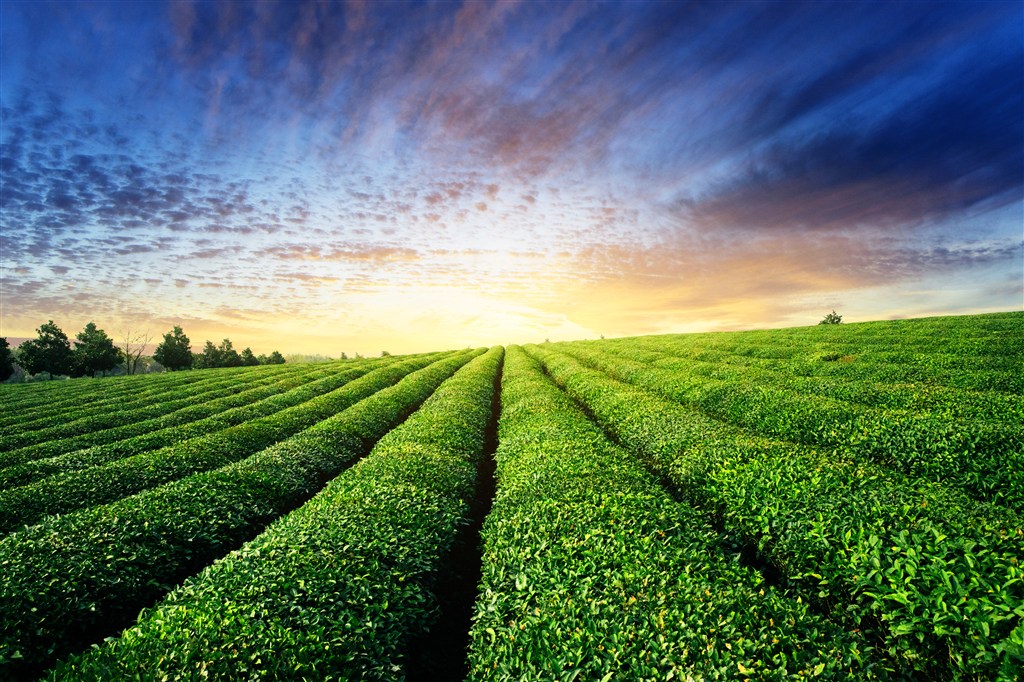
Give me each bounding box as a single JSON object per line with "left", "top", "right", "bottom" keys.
{"left": 0, "top": 312, "right": 1020, "bottom": 680}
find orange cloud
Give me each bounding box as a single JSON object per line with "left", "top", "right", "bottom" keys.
{"left": 256, "top": 243, "right": 420, "bottom": 262}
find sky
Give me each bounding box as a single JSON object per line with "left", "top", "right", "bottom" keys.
{"left": 1, "top": 0, "right": 1022, "bottom": 356}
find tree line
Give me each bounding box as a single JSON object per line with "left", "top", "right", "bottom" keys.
{"left": 0, "top": 321, "right": 285, "bottom": 382}
{"left": 156, "top": 326, "right": 285, "bottom": 370}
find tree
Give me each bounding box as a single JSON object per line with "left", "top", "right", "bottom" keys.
{"left": 17, "top": 320, "right": 74, "bottom": 378}
{"left": 266, "top": 350, "right": 286, "bottom": 365}
{"left": 218, "top": 338, "right": 242, "bottom": 367}
{"left": 73, "top": 322, "right": 122, "bottom": 377}
{"left": 240, "top": 347, "right": 259, "bottom": 366}
{"left": 819, "top": 310, "right": 843, "bottom": 325}
{"left": 153, "top": 326, "right": 193, "bottom": 371}
{"left": 195, "top": 340, "right": 222, "bottom": 369}
{"left": 0, "top": 338, "right": 13, "bottom": 381}
{"left": 121, "top": 328, "right": 153, "bottom": 375}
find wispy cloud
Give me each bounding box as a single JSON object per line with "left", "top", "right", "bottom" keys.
{"left": 677, "top": 52, "right": 1023, "bottom": 234}
{"left": 256, "top": 244, "right": 420, "bottom": 262}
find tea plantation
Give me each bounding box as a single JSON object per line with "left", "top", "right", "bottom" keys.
{"left": 0, "top": 312, "right": 1020, "bottom": 680}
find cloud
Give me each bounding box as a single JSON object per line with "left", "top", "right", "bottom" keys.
{"left": 554, "top": 231, "right": 1023, "bottom": 334}
{"left": 185, "top": 246, "right": 242, "bottom": 261}
{"left": 678, "top": 50, "right": 1024, "bottom": 234}
{"left": 138, "top": 3, "right": 733, "bottom": 174}
{"left": 273, "top": 272, "right": 340, "bottom": 286}
{"left": 255, "top": 243, "right": 420, "bottom": 262}
{"left": 0, "top": 92, "right": 283, "bottom": 264}
{"left": 2, "top": 1, "right": 1020, "bottom": 354}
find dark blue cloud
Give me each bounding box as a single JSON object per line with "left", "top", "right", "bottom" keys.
{"left": 681, "top": 42, "right": 1024, "bottom": 232}
{"left": 0, "top": 84, "right": 295, "bottom": 270}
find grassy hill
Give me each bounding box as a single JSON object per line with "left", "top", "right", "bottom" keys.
{"left": 0, "top": 312, "right": 1020, "bottom": 680}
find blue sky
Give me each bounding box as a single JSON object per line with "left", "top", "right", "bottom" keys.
{"left": 2, "top": 0, "right": 1021, "bottom": 354}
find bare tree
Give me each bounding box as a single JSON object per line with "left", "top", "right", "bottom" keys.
{"left": 121, "top": 328, "right": 153, "bottom": 376}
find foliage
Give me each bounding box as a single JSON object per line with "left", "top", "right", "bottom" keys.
{"left": 119, "top": 328, "right": 152, "bottom": 376}
{"left": 468, "top": 347, "right": 879, "bottom": 679}
{"left": 52, "top": 348, "right": 499, "bottom": 680}
{"left": 16, "top": 320, "right": 73, "bottom": 378}
{"left": 820, "top": 310, "right": 843, "bottom": 324}
{"left": 0, "top": 312, "right": 1018, "bottom": 679}
{"left": 284, "top": 353, "right": 335, "bottom": 363}
{"left": 0, "top": 352, "right": 477, "bottom": 679}
{"left": 0, "top": 363, "right": 315, "bottom": 480}
{"left": 195, "top": 340, "right": 284, "bottom": 369}
{"left": 239, "top": 347, "right": 259, "bottom": 366}
{"left": 0, "top": 338, "right": 13, "bottom": 381}
{"left": 0, "top": 359, "right": 259, "bottom": 434}
{"left": 561, "top": 342, "right": 1024, "bottom": 513}
{"left": 218, "top": 338, "right": 242, "bottom": 367}
{"left": 194, "top": 340, "right": 221, "bottom": 369}
{"left": 153, "top": 325, "right": 193, "bottom": 371}
{"left": 527, "top": 338, "right": 1024, "bottom": 679}
{"left": 0, "top": 355, "right": 457, "bottom": 534}
{"left": 71, "top": 322, "right": 122, "bottom": 378}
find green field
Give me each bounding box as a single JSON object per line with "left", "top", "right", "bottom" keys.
{"left": 0, "top": 312, "right": 1021, "bottom": 681}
